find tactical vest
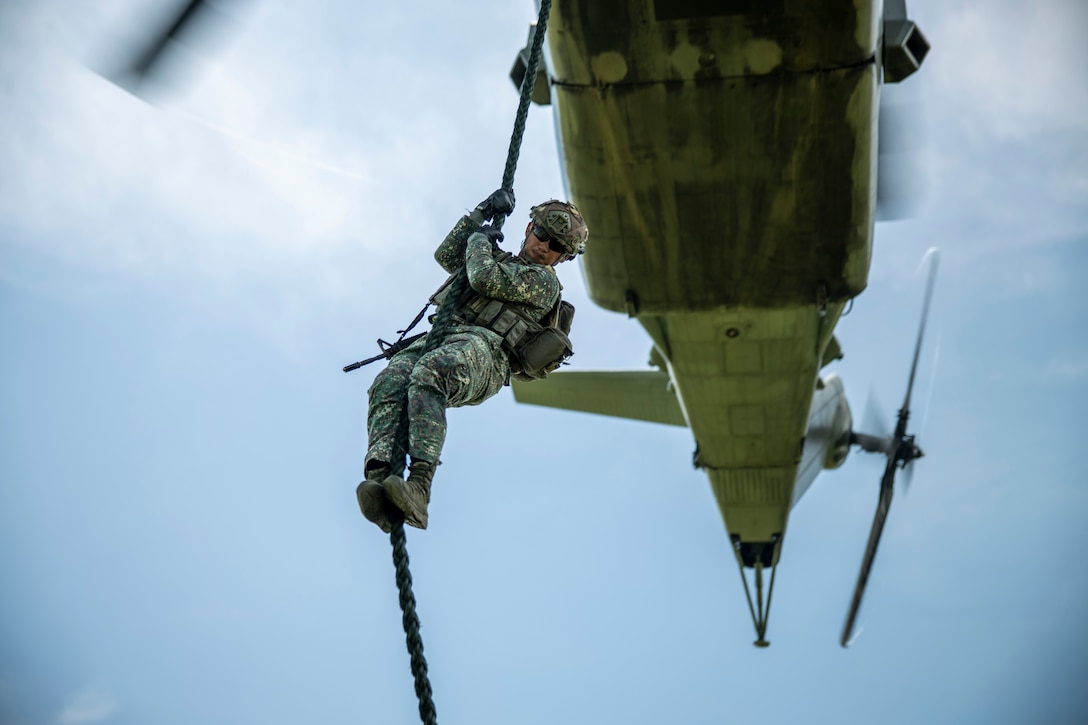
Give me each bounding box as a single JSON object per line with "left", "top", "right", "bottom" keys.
{"left": 430, "top": 254, "right": 575, "bottom": 380}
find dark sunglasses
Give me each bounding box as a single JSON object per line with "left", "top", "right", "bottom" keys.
{"left": 532, "top": 225, "right": 568, "bottom": 255}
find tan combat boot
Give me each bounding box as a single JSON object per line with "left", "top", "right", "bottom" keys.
{"left": 356, "top": 462, "right": 398, "bottom": 533}
{"left": 382, "top": 459, "right": 436, "bottom": 529}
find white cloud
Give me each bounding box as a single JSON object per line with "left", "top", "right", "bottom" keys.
{"left": 875, "top": 3, "right": 1088, "bottom": 286}
{"left": 0, "top": 24, "right": 358, "bottom": 254}
{"left": 0, "top": 0, "right": 556, "bottom": 361}
{"left": 0, "top": 0, "right": 530, "bottom": 300}
{"left": 929, "top": 0, "right": 1088, "bottom": 138}
{"left": 56, "top": 688, "right": 116, "bottom": 725}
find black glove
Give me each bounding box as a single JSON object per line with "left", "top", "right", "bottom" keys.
{"left": 477, "top": 225, "right": 504, "bottom": 245}
{"left": 471, "top": 188, "right": 515, "bottom": 223}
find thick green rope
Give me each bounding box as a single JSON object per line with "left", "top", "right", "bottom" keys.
{"left": 384, "top": 2, "right": 553, "bottom": 723}
{"left": 391, "top": 520, "right": 437, "bottom": 725}
{"left": 500, "top": 0, "right": 553, "bottom": 204}
{"left": 424, "top": 0, "right": 552, "bottom": 355}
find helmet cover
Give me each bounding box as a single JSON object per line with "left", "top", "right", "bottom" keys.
{"left": 530, "top": 200, "right": 589, "bottom": 257}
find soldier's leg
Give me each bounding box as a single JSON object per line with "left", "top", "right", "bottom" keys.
{"left": 365, "top": 345, "right": 424, "bottom": 475}
{"left": 358, "top": 343, "right": 424, "bottom": 531}
{"left": 406, "top": 332, "right": 506, "bottom": 464}
{"left": 384, "top": 332, "right": 506, "bottom": 529}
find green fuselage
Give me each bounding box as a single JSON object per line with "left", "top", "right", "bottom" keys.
{"left": 548, "top": 0, "right": 878, "bottom": 552}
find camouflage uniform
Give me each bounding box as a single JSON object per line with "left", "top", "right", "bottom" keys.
{"left": 365, "top": 215, "right": 560, "bottom": 471}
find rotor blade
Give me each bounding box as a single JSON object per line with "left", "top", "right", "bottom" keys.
{"left": 851, "top": 432, "right": 892, "bottom": 455}
{"left": 876, "top": 89, "right": 925, "bottom": 221}
{"left": 841, "top": 464, "right": 897, "bottom": 647}
{"left": 104, "top": 0, "right": 249, "bottom": 97}
{"left": 901, "top": 248, "right": 939, "bottom": 413}
{"left": 902, "top": 460, "right": 916, "bottom": 493}
{"left": 125, "top": 0, "right": 210, "bottom": 79}
{"left": 917, "top": 324, "right": 941, "bottom": 441}
{"left": 861, "top": 389, "right": 890, "bottom": 439}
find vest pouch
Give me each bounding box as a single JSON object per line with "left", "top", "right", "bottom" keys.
{"left": 556, "top": 300, "right": 575, "bottom": 335}
{"left": 515, "top": 326, "right": 573, "bottom": 379}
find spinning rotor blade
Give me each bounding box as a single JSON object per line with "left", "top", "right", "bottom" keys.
{"left": 862, "top": 390, "right": 890, "bottom": 441}
{"left": 902, "top": 248, "right": 939, "bottom": 414}
{"left": 876, "top": 89, "right": 926, "bottom": 221}
{"left": 840, "top": 464, "right": 896, "bottom": 647}
{"left": 851, "top": 391, "right": 891, "bottom": 455}
{"left": 104, "top": 0, "right": 249, "bottom": 96}
{"left": 127, "top": 0, "right": 209, "bottom": 80}
{"left": 841, "top": 249, "right": 939, "bottom": 648}
{"left": 902, "top": 458, "right": 916, "bottom": 492}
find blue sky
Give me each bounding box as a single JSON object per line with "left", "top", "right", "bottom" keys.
{"left": 1, "top": 1, "right": 1086, "bottom": 723}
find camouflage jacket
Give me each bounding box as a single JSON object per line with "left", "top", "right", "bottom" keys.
{"left": 434, "top": 215, "right": 561, "bottom": 325}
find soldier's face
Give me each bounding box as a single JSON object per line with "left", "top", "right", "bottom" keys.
{"left": 521, "top": 222, "right": 564, "bottom": 266}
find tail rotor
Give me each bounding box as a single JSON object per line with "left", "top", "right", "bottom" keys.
{"left": 840, "top": 248, "right": 939, "bottom": 647}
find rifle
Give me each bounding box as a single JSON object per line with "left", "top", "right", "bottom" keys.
{"left": 342, "top": 299, "right": 433, "bottom": 373}
{"left": 342, "top": 333, "right": 427, "bottom": 373}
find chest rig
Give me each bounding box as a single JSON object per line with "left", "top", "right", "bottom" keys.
{"left": 429, "top": 252, "right": 575, "bottom": 380}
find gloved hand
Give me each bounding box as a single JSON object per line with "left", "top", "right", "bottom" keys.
{"left": 477, "top": 225, "right": 504, "bottom": 245}
{"left": 470, "top": 188, "right": 515, "bottom": 224}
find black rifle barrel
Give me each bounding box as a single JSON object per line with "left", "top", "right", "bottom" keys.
{"left": 342, "top": 333, "right": 427, "bottom": 373}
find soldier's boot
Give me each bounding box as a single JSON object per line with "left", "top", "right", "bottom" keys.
{"left": 382, "top": 459, "right": 436, "bottom": 530}
{"left": 356, "top": 461, "right": 400, "bottom": 533}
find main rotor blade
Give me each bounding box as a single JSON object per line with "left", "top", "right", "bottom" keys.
{"left": 901, "top": 248, "right": 940, "bottom": 413}
{"left": 127, "top": 0, "right": 209, "bottom": 79}
{"left": 841, "top": 463, "right": 897, "bottom": 648}
{"left": 106, "top": 0, "right": 249, "bottom": 96}
{"left": 876, "top": 88, "right": 926, "bottom": 221}
{"left": 861, "top": 390, "right": 890, "bottom": 440}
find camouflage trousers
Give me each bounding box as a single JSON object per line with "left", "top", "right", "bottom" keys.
{"left": 366, "top": 326, "right": 509, "bottom": 473}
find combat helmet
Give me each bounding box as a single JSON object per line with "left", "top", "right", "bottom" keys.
{"left": 530, "top": 200, "right": 589, "bottom": 259}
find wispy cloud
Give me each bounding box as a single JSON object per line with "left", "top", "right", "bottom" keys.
{"left": 0, "top": 0, "right": 550, "bottom": 360}
{"left": 56, "top": 688, "right": 116, "bottom": 725}
{"left": 933, "top": 1, "right": 1088, "bottom": 138}
{"left": 0, "top": 0, "right": 522, "bottom": 298}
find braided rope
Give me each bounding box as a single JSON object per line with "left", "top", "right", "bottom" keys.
{"left": 384, "top": 3, "right": 553, "bottom": 722}
{"left": 500, "top": 0, "right": 552, "bottom": 200}
{"left": 391, "top": 522, "right": 438, "bottom": 725}
{"left": 424, "top": 0, "right": 552, "bottom": 355}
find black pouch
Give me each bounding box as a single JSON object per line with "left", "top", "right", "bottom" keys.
{"left": 515, "top": 327, "right": 574, "bottom": 379}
